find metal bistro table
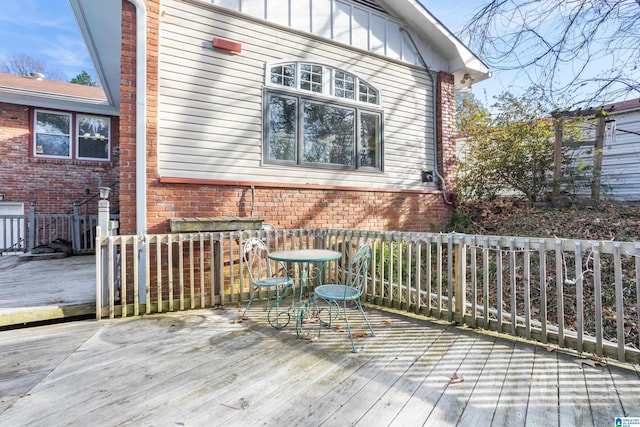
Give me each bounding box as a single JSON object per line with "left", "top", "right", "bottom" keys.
{"left": 267, "top": 249, "right": 341, "bottom": 336}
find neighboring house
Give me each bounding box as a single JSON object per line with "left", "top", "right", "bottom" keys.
{"left": 0, "top": 72, "right": 120, "bottom": 217}
{"left": 69, "top": 0, "right": 489, "bottom": 234}
{"left": 568, "top": 98, "right": 640, "bottom": 201}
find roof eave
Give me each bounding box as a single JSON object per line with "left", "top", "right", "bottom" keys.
{"left": 0, "top": 88, "right": 119, "bottom": 116}
{"left": 377, "top": 0, "right": 490, "bottom": 89}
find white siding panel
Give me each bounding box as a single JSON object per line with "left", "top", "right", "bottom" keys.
{"left": 267, "top": 0, "right": 289, "bottom": 26}
{"left": 569, "top": 111, "right": 640, "bottom": 201}
{"left": 352, "top": 7, "right": 369, "bottom": 50}
{"left": 601, "top": 112, "right": 640, "bottom": 200}
{"left": 159, "top": 0, "right": 436, "bottom": 190}
{"left": 386, "top": 20, "right": 402, "bottom": 61}
{"left": 242, "top": 0, "right": 265, "bottom": 19}
{"left": 290, "top": 0, "right": 311, "bottom": 32}
{"left": 312, "top": 0, "right": 332, "bottom": 39}
{"left": 214, "top": 0, "right": 240, "bottom": 11}
{"left": 402, "top": 31, "right": 417, "bottom": 65}
{"left": 370, "top": 13, "right": 386, "bottom": 55}
{"left": 333, "top": 1, "right": 352, "bottom": 45}
{"left": 201, "top": 0, "right": 428, "bottom": 68}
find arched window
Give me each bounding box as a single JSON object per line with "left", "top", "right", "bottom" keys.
{"left": 264, "top": 62, "right": 383, "bottom": 171}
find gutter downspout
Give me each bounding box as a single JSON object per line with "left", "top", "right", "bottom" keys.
{"left": 128, "top": 0, "right": 147, "bottom": 303}
{"left": 400, "top": 28, "right": 453, "bottom": 205}
{"left": 128, "top": 0, "right": 148, "bottom": 234}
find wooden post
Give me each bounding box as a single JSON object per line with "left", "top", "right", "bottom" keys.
{"left": 27, "top": 201, "right": 36, "bottom": 252}
{"left": 591, "top": 115, "right": 606, "bottom": 201}
{"left": 552, "top": 117, "right": 563, "bottom": 198}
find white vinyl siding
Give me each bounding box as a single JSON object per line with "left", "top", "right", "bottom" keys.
{"left": 569, "top": 110, "right": 640, "bottom": 201}
{"left": 158, "top": 0, "right": 436, "bottom": 190}
{"left": 207, "top": 0, "right": 421, "bottom": 66}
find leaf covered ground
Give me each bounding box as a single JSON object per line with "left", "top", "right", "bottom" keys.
{"left": 456, "top": 198, "right": 640, "bottom": 242}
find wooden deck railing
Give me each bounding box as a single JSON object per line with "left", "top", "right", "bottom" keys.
{"left": 0, "top": 203, "right": 118, "bottom": 254}
{"left": 96, "top": 227, "right": 640, "bottom": 364}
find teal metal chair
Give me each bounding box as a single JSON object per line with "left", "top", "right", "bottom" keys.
{"left": 314, "top": 244, "right": 375, "bottom": 352}
{"left": 242, "top": 237, "right": 294, "bottom": 329}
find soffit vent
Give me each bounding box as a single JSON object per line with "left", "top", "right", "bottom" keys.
{"left": 351, "top": 0, "right": 388, "bottom": 15}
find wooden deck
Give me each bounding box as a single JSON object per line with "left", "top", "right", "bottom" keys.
{"left": 1, "top": 303, "right": 639, "bottom": 426}
{"left": 0, "top": 254, "right": 95, "bottom": 327}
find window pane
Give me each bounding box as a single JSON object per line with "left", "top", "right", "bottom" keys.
{"left": 334, "top": 71, "right": 355, "bottom": 100}
{"left": 360, "top": 112, "right": 381, "bottom": 168}
{"left": 78, "top": 115, "right": 110, "bottom": 160}
{"left": 35, "top": 111, "right": 71, "bottom": 157}
{"left": 35, "top": 134, "right": 70, "bottom": 157}
{"left": 300, "top": 64, "right": 323, "bottom": 93}
{"left": 268, "top": 96, "right": 297, "bottom": 161}
{"left": 36, "top": 112, "right": 70, "bottom": 135}
{"left": 270, "top": 64, "right": 296, "bottom": 87}
{"left": 303, "top": 102, "right": 354, "bottom": 166}
{"left": 359, "top": 82, "right": 379, "bottom": 104}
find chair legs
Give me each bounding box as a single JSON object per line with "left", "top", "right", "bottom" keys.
{"left": 243, "top": 285, "right": 292, "bottom": 329}
{"left": 316, "top": 297, "right": 375, "bottom": 353}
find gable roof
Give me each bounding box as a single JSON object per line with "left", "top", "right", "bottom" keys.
{"left": 0, "top": 72, "right": 116, "bottom": 116}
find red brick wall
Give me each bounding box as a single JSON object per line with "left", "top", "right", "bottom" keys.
{"left": 436, "top": 71, "right": 457, "bottom": 194}
{"left": 144, "top": 184, "right": 450, "bottom": 233}
{"left": 119, "top": 0, "right": 139, "bottom": 232}
{"left": 119, "top": 0, "right": 457, "bottom": 235}
{"left": 0, "top": 102, "right": 119, "bottom": 214}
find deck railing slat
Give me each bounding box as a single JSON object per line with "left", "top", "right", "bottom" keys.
{"left": 539, "top": 240, "right": 548, "bottom": 343}
{"left": 575, "top": 241, "right": 584, "bottom": 353}
{"left": 524, "top": 239, "right": 531, "bottom": 340}
{"left": 613, "top": 243, "right": 625, "bottom": 362}
{"left": 593, "top": 242, "right": 603, "bottom": 357}
{"left": 509, "top": 239, "right": 517, "bottom": 336}
{"left": 497, "top": 245, "right": 503, "bottom": 333}
{"left": 555, "top": 240, "right": 565, "bottom": 347}
{"left": 121, "top": 236, "right": 128, "bottom": 318}
{"left": 156, "top": 235, "right": 163, "bottom": 313}
{"left": 167, "top": 234, "right": 174, "bottom": 312}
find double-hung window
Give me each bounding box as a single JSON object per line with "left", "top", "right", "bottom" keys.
{"left": 264, "top": 62, "right": 383, "bottom": 171}
{"left": 34, "top": 109, "right": 111, "bottom": 161}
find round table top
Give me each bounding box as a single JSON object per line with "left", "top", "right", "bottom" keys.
{"left": 268, "top": 249, "right": 341, "bottom": 263}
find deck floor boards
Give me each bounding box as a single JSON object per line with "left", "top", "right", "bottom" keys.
{"left": 1, "top": 303, "right": 639, "bottom": 426}
{"left": 0, "top": 255, "right": 95, "bottom": 325}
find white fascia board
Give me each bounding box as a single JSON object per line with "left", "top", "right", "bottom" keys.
{"left": 377, "top": 0, "right": 490, "bottom": 86}
{"left": 0, "top": 89, "right": 118, "bottom": 116}
{"left": 69, "top": 0, "right": 122, "bottom": 109}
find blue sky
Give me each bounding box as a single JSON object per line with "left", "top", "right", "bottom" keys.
{"left": 0, "top": 0, "right": 509, "bottom": 100}
{"left": 0, "top": 0, "right": 96, "bottom": 82}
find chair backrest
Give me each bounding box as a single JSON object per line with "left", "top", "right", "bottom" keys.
{"left": 345, "top": 244, "right": 371, "bottom": 295}
{"left": 243, "top": 237, "right": 272, "bottom": 283}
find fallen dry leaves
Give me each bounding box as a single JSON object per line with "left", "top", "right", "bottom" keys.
{"left": 449, "top": 372, "right": 464, "bottom": 384}
{"left": 574, "top": 355, "right": 607, "bottom": 368}
{"left": 351, "top": 331, "right": 372, "bottom": 339}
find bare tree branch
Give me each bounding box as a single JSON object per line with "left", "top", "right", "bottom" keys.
{"left": 0, "top": 53, "right": 64, "bottom": 81}
{"left": 462, "top": 0, "right": 640, "bottom": 107}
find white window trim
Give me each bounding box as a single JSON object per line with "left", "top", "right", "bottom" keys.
{"left": 33, "top": 109, "right": 111, "bottom": 162}
{"left": 76, "top": 114, "right": 112, "bottom": 161}
{"left": 265, "top": 60, "right": 382, "bottom": 106}
{"left": 34, "top": 109, "right": 72, "bottom": 159}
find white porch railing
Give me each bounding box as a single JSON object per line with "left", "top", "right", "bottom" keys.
{"left": 96, "top": 227, "right": 640, "bottom": 364}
